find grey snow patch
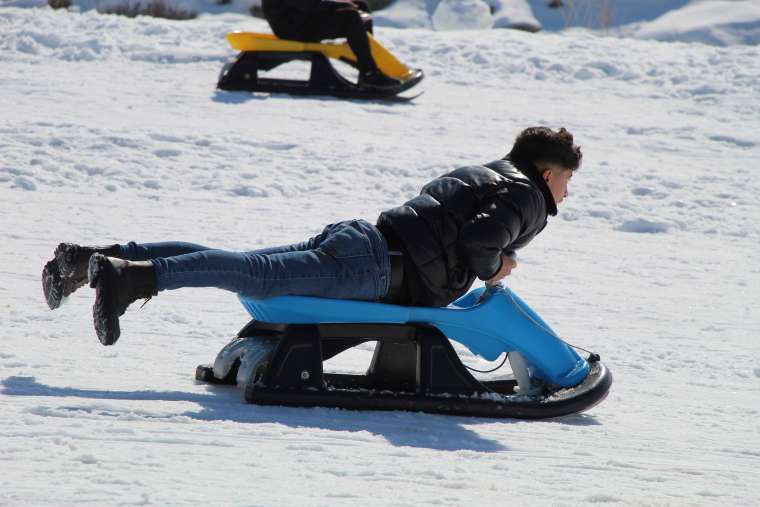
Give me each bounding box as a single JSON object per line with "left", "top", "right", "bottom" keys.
{"left": 617, "top": 218, "right": 669, "bottom": 234}
{"left": 13, "top": 176, "right": 36, "bottom": 191}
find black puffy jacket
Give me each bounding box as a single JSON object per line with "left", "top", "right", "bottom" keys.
{"left": 262, "top": 0, "right": 321, "bottom": 37}
{"left": 376, "top": 159, "right": 557, "bottom": 307}
{"left": 262, "top": 0, "right": 360, "bottom": 38}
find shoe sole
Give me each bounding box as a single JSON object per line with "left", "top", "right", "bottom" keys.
{"left": 42, "top": 260, "right": 63, "bottom": 310}
{"left": 359, "top": 69, "right": 424, "bottom": 95}
{"left": 42, "top": 243, "right": 90, "bottom": 310}
{"left": 88, "top": 254, "right": 120, "bottom": 346}
{"left": 55, "top": 242, "right": 90, "bottom": 281}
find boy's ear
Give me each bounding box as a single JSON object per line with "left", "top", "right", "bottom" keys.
{"left": 542, "top": 168, "right": 552, "bottom": 183}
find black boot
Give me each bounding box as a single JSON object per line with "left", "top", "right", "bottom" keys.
{"left": 42, "top": 243, "right": 121, "bottom": 310}
{"left": 88, "top": 254, "right": 157, "bottom": 346}
{"left": 358, "top": 69, "right": 402, "bottom": 92}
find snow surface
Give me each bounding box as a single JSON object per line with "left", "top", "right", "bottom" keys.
{"left": 375, "top": 0, "right": 542, "bottom": 31}
{"left": 526, "top": 0, "right": 693, "bottom": 31}
{"left": 8, "top": 0, "right": 760, "bottom": 45}
{"left": 621, "top": 0, "right": 760, "bottom": 47}
{"left": 375, "top": 0, "right": 760, "bottom": 46}
{"left": 2, "top": 6, "right": 760, "bottom": 506}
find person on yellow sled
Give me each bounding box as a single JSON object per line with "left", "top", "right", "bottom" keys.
{"left": 261, "top": 0, "right": 402, "bottom": 91}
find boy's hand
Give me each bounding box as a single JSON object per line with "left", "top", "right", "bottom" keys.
{"left": 485, "top": 253, "right": 517, "bottom": 286}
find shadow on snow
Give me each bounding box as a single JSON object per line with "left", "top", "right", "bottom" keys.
{"left": 211, "top": 89, "right": 418, "bottom": 106}
{"left": 2, "top": 375, "right": 601, "bottom": 452}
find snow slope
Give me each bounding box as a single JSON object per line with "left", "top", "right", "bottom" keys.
{"left": 375, "top": 0, "right": 542, "bottom": 31}
{"left": 7, "top": 0, "right": 760, "bottom": 45}
{"left": 377, "top": 0, "right": 760, "bottom": 46}
{"left": 526, "top": 0, "right": 693, "bottom": 31}
{"left": 622, "top": 0, "right": 760, "bottom": 47}
{"left": 2, "top": 7, "right": 760, "bottom": 506}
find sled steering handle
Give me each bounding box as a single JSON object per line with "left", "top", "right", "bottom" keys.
{"left": 479, "top": 251, "right": 517, "bottom": 304}
{"left": 486, "top": 251, "right": 516, "bottom": 287}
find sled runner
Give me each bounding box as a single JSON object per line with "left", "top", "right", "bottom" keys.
{"left": 217, "top": 32, "right": 424, "bottom": 100}
{"left": 196, "top": 285, "right": 612, "bottom": 419}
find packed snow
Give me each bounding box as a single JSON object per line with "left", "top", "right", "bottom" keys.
{"left": 7, "top": 0, "right": 760, "bottom": 45}
{"left": 2, "top": 4, "right": 760, "bottom": 506}
{"left": 619, "top": 0, "right": 760, "bottom": 47}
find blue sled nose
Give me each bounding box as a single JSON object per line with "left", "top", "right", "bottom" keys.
{"left": 240, "top": 286, "right": 589, "bottom": 388}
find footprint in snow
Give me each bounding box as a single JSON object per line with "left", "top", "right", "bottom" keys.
{"left": 708, "top": 135, "right": 755, "bottom": 149}
{"left": 13, "top": 176, "right": 37, "bottom": 191}
{"left": 616, "top": 218, "right": 669, "bottom": 234}
{"left": 154, "top": 149, "right": 181, "bottom": 158}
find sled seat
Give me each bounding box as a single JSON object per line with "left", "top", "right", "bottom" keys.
{"left": 240, "top": 286, "right": 589, "bottom": 388}
{"left": 225, "top": 31, "right": 417, "bottom": 82}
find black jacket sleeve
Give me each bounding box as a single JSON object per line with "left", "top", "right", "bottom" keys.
{"left": 458, "top": 186, "right": 539, "bottom": 280}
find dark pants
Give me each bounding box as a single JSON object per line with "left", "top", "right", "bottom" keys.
{"left": 118, "top": 220, "right": 391, "bottom": 301}
{"left": 264, "top": 1, "right": 377, "bottom": 73}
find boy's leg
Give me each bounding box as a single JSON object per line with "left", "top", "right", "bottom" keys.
{"left": 84, "top": 238, "right": 310, "bottom": 345}
{"left": 87, "top": 220, "right": 392, "bottom": 346}
{"left": 118, "top": 241, "right": 213, "bottom": 261}
{"left": 305, "top": 8, "right": 400, "bottom": 90}
{"left": 153, "top": 220, "right": 391, "bottom": 301}
{"left": 305, "top": 7, "right": 377, "bottom": 74}
{"left": 42, "top": 241, "right": 213, "bottom": 310}
{"left": 117, "top": 239, "right": 319, "bottom": 261}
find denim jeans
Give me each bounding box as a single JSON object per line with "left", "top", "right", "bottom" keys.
{"left": 118, "top": 219, "right": 391, "bottom": 301}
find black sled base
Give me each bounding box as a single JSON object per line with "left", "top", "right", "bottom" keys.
{"left": 217, "top": 51, "right": 424, "bottom": 101}
{"left": 196, "top": 320, "right": 612, "bottom": 420}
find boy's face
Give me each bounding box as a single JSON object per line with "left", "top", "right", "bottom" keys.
{"left": 541, "top": 164, "right": 573, "bottom": 205}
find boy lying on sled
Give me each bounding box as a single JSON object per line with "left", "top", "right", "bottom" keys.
{"left": 42, "top": 126, "right": 582, "bottom": 347}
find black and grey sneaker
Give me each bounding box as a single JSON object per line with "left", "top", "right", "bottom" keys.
{"left": 42, "top": 259, "right": 66, "bottom": 311}
{"left": 88, "top": 254, "right": 157, "bottom": 346}
{"left": 41, "top": 243, "right": 120, "bottom": 310}
{"left": 358, "top": 69, "right": 403, "bottom": 92}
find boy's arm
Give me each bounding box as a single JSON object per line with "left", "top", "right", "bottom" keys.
{"left": 458, "top": 198, "right": 523, "bottom": 280}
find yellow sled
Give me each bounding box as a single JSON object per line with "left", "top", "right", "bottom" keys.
{"left": 225, "top": 31, "right": 416, "bottom": 81}
{"left": 218, "top": 32, "right": 424, "bottom": 100}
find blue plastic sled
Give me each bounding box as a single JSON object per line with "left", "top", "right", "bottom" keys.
{"left": 197, "top": 285, "right": 612, "bottom": 419}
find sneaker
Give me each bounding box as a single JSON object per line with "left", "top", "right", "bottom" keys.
{"left": 41, "top": 243, "right": 120, "bottom": 310}
{"left": 358, "top": 69, "right": 402, "bottom": 92}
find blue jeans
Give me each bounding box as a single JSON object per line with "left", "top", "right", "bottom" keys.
{"left": 117, "top": 219, "right": 391, "bottom": 301}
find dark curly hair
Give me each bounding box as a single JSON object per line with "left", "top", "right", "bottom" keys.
{"left": 505, "top": 127, "right": 582, "bottom": 173}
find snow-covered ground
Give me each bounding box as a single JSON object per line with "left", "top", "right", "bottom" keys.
{"left": 2, "top": 6, "right": 760, "bottom": 506}
{"left": 7, "top": 0, "right": 760, "bottom": 45}
{"left": 380, "top": 0, "right": 760, "bottom": 46}
{"left": 618, "top": 0, "right": 760, "bottom": 47}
